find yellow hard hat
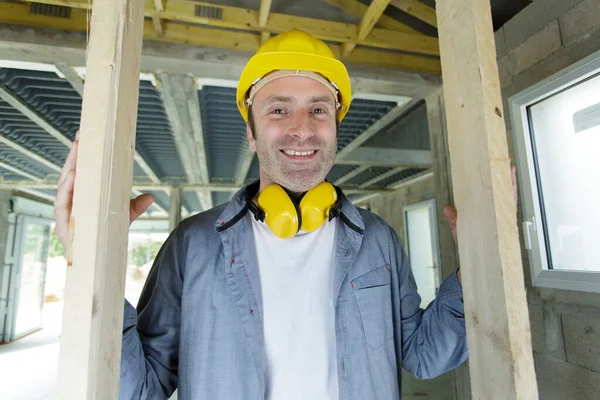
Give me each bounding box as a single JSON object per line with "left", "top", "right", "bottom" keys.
{"left": 236, "top": 29, "right": 352, "bottom": 122}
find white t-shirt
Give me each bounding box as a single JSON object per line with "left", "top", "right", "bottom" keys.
{"left": 251, "top": 216, "right": 339, "bottom": 400}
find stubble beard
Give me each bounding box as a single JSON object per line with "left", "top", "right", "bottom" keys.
{"left": 255, "top": 134, "right": 337, "bottom": 194}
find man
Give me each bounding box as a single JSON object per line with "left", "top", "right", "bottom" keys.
{"left": 55, "top": 30, "right": 468, "bottom": 399}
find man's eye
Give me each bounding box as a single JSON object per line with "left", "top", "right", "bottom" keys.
{"left": 271, "top": 109, "right": 285, "bottom": 115}
{"left": 312, "top": 108, "right": 326, "bottom": 114}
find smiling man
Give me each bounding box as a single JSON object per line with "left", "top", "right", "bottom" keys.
{"left": 54, "top": 30, "right": 468, "bottom": 399}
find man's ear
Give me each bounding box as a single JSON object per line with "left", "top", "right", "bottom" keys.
{"left": 246, "top": 123, "right": 256, "bottom": 152}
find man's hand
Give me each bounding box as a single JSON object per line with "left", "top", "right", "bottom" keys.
{"left": 442, "top": 165, "right": 518, "bottom": 284}
{"left": 53, "top": 131, "right": 155, "bottom": 253}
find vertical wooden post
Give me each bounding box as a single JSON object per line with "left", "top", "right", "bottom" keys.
{"left": 56, "top": 0, "right": 145, "bottom": 398}
{"left": 435, "top": 1, "right": 538, "bottom": 399}
{"left": 169, "top": 187, "right": 182, "bottom": 232}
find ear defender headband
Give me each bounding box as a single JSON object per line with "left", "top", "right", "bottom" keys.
{"left": 246, "top": 181, "right": 342, "bottom": 239}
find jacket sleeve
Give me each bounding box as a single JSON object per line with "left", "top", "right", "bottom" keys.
{"left": 391, "top": 226, "right": 468, "bottom": 379}
{"left": 119, "top": 228, "right": 184, "bottom": 399}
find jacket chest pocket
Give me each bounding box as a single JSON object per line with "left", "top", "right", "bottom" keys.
{"left": 351, "top": 265, "right": 394, "bottom": 349}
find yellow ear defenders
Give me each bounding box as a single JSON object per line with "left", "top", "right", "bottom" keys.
{"left": 246, "top": 181, "right": 342, "bottom": 239}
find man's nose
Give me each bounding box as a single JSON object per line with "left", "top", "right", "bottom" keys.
{"left": 286, "top": 111, "right": 315, "bottom": 141}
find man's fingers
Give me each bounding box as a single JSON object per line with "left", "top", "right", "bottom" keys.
{"left": 443, "top": 205, "right": 457, "bottom": 223}
{"left": 54, "top": 169, "right": 75, "bottom": 247}
{"left": 59, "top": 136, "right": 79, "bottom": 186}
{"left": 130, "top": 193, "right": 155, "bottom": 224}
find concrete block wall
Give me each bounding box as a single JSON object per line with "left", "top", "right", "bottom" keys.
{"left": 456, "top": 0, "right": 600, "bottom": 399}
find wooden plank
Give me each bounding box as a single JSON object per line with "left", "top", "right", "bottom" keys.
{"left": 168, "top": 187, "right": 182, "bottom": 232}
{"left": 152, "top": 0, "right": 165, "bottom": 37}
{"left": 0, "top": 3, "right": 440, "bottom": 73}
{"left": 358, "top": 0, "right": 392, "bottom": 40}
{"left": 55, "top": 0, "right": 145, "bottom": 398}
{"left": 259, "top": 0, "right": 273, "bottom": 43}
{"left": 436, "top": 0, "right": 538, "bottom": 399}
{"left": 15, "top": 0, "right": 438, "bottom": 56}
{"left": 343, "top": 0, "right": 392, "bottom": 56}
{"left": 390, "top": 0, "right": 437, "bottom": 27}
{"left": 323, "top": 0, "right": 419, "bottom": 33}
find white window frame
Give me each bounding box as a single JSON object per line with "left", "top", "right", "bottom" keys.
{"left": 509, "top": 48, "right": 600, "bottom": 293}
{"left": 403, "top": 199, "right": 443, "bottom": 298}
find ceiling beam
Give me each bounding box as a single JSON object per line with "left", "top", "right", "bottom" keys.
{"left": 152, "top": 0, "right": 165, "bottom": 37}
{"left": 0, "top": 160, "right": 56, "bottom": 203}
{"left": 0, "top": 181, "right": 393, "bottom": 195}
{"left": 338, "top": 147, "right": 431, "bottom": 167}
{"left": 55, "top": 62, "right": 85, "bottom": 96}
{"left": 53, "top": 61, "right": 163, "bottom": 185}
{"left": 358, "top": 165, "right": 406, "bottom": 188}
{"left": 0, "top": 135, "right": 61, "bottom": 173}
{"left": 334, "top": 165, "right": 370, "bottom": 185}
{"left": 0, "top": 25, "right": 441, "bottom": 95}
{"left": 259, "top": 0, "right": 273, "bottom": 44}
{"left": 322, "top": 0, "right": 419, "bottom": 34}
{"left": 0, "top": 160, "right": 40, "bottom": 181}
{"left": 234, "top": 142, "right": 255, "bottom": 187}
{"left": 336, "top": 101, "right": 415, "bottom": 161}
{"left": 351, "top": 169, "right": 433, "bottom": 205}
{"left": 10, "top": 1, "right": 440, "bottom": 59}
{"left": 154, "top": 73, "right": 212, "bottom": 211}
{"left": 390, "top": 0, "right": 437, "bottom": 28}
{"left": 0, "top": 82, "right": 72, "bottom": 148}
{"left": 343, "top": 0, "right": 392, "bottom": 57}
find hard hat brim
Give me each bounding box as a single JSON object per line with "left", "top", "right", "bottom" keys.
{"left": 236, "top": 51, "right": 352, "bottom": 122}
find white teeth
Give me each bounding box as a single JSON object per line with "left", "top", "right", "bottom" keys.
{"left": 284, "top": 150, "right": 315, "bottom": 156}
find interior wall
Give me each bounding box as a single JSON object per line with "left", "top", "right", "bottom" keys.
{"left": 490, "top": 1, "right": 600, "bottom": 399}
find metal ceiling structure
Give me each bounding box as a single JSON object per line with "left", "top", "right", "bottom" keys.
{"left": 0, "top": 0, "right": 530, "bottom": 215}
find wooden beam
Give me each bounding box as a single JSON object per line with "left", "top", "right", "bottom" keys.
{"left": 338, "top": 147, "right": 431, "bottom": 167}
{"left": 0, "top": 2, "right": 440, "bottom": 74}
{"left": 154, "top": 73, "right": 212, "bottom": 211}
{"left": 153, "top": 0, "right": 165, "bottom": 37}
{"left": 55, "top": 62, "right": 85, "bottom": 96}
{"left": 323, "top": 0, "right": 419, "bottom": 34}
{"left": 14, "top": 0, "right": 439, "bottom": 56}
{"left": 358, "top": 0, "right": 392, "bottom": 40}
{"left": 436, "top": 0, "right": 538, "bottom": 399}
{"left": 55, "top": 0, "right": 145, "bottom": 399}
{"left": 390, "top": 0, "right": 437, "bottom": 28}
{"left": 343, "top": 0, "right": 391, "bottom": 57}
{"left": 258, "top": 0, "right": 273, "bottom": 47}
{"left": 168, "top": 186, "right": 182, "bottom": 232}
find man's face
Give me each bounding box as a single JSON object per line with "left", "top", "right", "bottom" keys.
{"left": 246, "top": 76, "right": 338, "bottom": 194}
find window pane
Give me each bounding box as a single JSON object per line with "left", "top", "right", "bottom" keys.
{"left": 528, "top": 73, "right": 600, "bottom": 271}
{"left": 405, "top": 204, "right": 438, "bottom": 308}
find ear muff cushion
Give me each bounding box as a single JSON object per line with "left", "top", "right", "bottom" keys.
{"left": 298, "top": 181, "right": 338, "bottom": 232}
{"left": 257, "top": 184, "right": 300, "bottom": 239}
